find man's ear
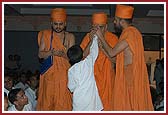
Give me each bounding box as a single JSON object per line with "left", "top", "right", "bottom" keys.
{"left": 120, "top": 19, "right": 125, "bottom": 27}
{"left": 64, "top": 22, "right": 67, "bottom": 26}
{"left": 14, "top": 101, "right": 19, "bottom": 106}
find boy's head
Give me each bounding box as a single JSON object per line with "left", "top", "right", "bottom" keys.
{"left": 67, "top": 45, "right": 83, "bottom": 66}
{"left": 8, "top": 88, "right": 28, "bottom": 107}
{"left": 28, "top": 74, "right": 39, "bottom": 89}
{"left": 4, "top": 73, "right": 13, "bottom": 91}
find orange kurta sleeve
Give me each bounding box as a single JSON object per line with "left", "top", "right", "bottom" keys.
{"left": 37, "top": 30, "right": 72, "bottom": 111}
{"left": 80, "top": 31, "right": 118, "bottom": 110}
{"left": 113, "top": 26, "right": 154, "bottom": 111}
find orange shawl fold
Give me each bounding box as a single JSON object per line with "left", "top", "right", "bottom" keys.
{"left": 113, "top": 26, "right": 154, "bottom": 111}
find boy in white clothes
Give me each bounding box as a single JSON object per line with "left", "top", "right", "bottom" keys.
{"left": 25, "top": 74, "right": 39, "bottom": 111}
{"left": 8, "top": 88, "right": 33, "bottom": 111}
{"left": 15, "top": 72, "right": 29, "bottom": 91}
{"left": 67, "top": 35, "right": 103, "bottom": 111}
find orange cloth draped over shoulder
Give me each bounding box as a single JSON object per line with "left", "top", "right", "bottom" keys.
{"left": 80, "top": 31, "right": 118, "bottom": 110}
{"left": 113, "top": 26, "right": 154, "bottom": 110}
{"left": 36, "top": 30, "right": 72, "bottom": 111}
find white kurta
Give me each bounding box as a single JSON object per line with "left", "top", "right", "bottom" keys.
{"left": 8, "top": 102, "right": 33, "bottom": 111}
{"left": 68, "top": 36, "right": 103, "bottom": 111}
{"left": 4, "top": 87, "right": 15, "bottom": 107}
{"left": 25, "top": 87, "right": 37, "bottom": 111}
{"left": 15, "top": 82, "right": 29, "bottom": 91}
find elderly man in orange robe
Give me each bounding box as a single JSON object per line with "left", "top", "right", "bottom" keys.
{"left": 80, "top": 12, "right": 118, "bottom": 110}
{"left": 96, "top": 5, "right": 154, "bottom": 111}
{"left": 37, "top": 8, "right": 75, "bottom": 110}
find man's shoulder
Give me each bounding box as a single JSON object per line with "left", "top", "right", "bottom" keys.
{"left": 39, "top": 29, "right": 51, "bottom": 34}
{"left": 65, "top": 32, "right": 75, "bottom": 37}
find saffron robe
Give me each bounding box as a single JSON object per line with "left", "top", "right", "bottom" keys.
{"left": 80, "top": 31, "right": 118, "bottom": 110}
{"left": 113, "top": 26, "right": 154, "bottom": 111}
{"left": 36, "top": 30, "right": 72, "bottom": 111}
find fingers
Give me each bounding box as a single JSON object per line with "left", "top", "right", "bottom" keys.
{"left": 89, "top": 26, "right": 98, "bottom": 39}
{"left": 95, "top": 26, "right": 104, "bottom": 40}
{"left": 52, "top": 49, "right": 65, "bottom": 57}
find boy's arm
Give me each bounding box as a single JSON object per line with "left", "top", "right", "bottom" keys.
{"left": 86, "top": 35, "right": 99, "bottom": 64}
{"left": 68, "top": 71, "right": 77, "bottom": 93}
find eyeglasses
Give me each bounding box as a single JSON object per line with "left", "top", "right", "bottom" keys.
{"left": 16, "top": 94, "right": 26, "bottom": 99}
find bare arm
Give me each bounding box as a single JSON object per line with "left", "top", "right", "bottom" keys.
{"left": 68, "top": 33, "right": 75, "bottom": 49}
{"left": 96, "top": 27, "right": 129, "bottom": 58}
{"left": 98, "top": 39, "right": 116, "bottom": 63}
{"left": 103, "top": 40, "right": 129, "bottom": 58}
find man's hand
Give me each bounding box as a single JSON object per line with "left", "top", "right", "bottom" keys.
{"left": 98, "top": 39, "right": 103, "bottom": 50}
{"left": 95, "top": 26, "right": 104, "bottom": 41}
{"left": 52, "top": 49, "right": 67, "bottom": 58}
{"left": 89, "top": 26, "right": 98, "bottom": 40}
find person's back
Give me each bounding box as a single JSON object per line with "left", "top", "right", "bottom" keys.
{"left": 67, "top": 36, "right": 103, "bottom": 111}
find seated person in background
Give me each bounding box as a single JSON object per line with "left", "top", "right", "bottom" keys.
{"left": 8, "top": 88, "right": 33, "bottom": 111}
{"left": 4, "top": 73, "right": 15, "bottom": 107}
{"left": 5, "top": 55, "right": 17, "bottom": 72}
{"left": 15, "top": 72, "right": 29, "bottom": 91}
{"left": 14, "top": 54, "right": 22, "bottom": 70}
{"left": 4, "top": 73, "right": 15, "bottom": 95}
{"left": 154, "top": 93, "right": 164, "bottom": 111}
{"left": 154, "top": 58, "right": 164, "bottom": 94}
{"left": 4, "top": 92, "right": 9, "bottom": 111}
{"left": 25, "top": 74, "right": 39, "bottom": 111}
{"left": 67, "top": 34, "right": 103, "bottom": 111}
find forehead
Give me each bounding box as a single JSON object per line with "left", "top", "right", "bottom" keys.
{"left": 4, "top": 76, "right": 12, "bottom": 80}
{"left": 52, "top": 21, "right": 64, "bottom": 24}
{"left": 92, "top": 24, "right": 105, "bottom": 27}
{"left": 17, "top": 90, "right": 24, "bottom": 96}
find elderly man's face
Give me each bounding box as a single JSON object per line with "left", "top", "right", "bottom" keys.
{"left": 92, "top": 24, "right": 107, "bottom": 34}
{"left": 52, "top": 21, "right": 66, "bottom": 33}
